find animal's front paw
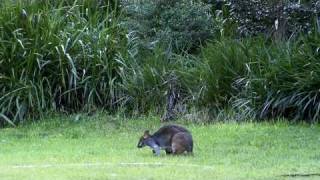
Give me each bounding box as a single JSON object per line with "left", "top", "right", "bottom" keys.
{"left": 153, "top": 148, "right": 160, "bottom": 156}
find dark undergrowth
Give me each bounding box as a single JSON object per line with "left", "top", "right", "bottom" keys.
{"left": 1, "top": 0, "right": 320, "bottom": 126}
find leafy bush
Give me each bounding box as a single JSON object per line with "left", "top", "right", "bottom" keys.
{"left": 116, "top": 44, "right": 205, "bottom": 114}
{"left": 244, "top": 32, "right": 320, "bottom": 122}
{"left": 228, "top": 0, "right": 320, "bottom": 37}
{"left": 201, "top": 31, "right": 320, "bottom": 122}
{"left": 1, "top": 0, "right": 320, "bottom": 126}
{"left": 200, "top": 39, "right": 251, "bottom": 107}
{"left": 0, "top": 0, "right": 125, "bottom": 125}
{"left": 122, "top": 0, "right": 215, "bottom": 53}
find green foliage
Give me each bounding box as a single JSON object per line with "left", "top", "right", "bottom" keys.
{"left": 244, "top": 32, "right": 320, "bottom": 122}
{"left": 117, "top": 47, "right": 172, "bottom": 112}
{"left": 228, "top": 0, "right": 320, "bottom": 37}
{"left": 122, "top": 0, "right": 215, "bottom": 53}
{"left": 0, "top": 0, "right": 125, "bottom": 125}
{"left": 1, "top": 0, "right": 320, "bottom": 125}
{"left": 116, "top": 45, "right": 205, "bottom": 114}
{"left": 200, "top": 39, "right": 251, "bottom": 107}
{"left": 201, "top": 32, "right": 320, "bottom": 122}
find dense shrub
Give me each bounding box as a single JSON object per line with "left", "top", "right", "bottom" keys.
{"left": 122, "top": 0, "right": 215, "bottom": 53}
{"left": 0, "top": 0, "right": 125, "bottom": 125}
{"left": 116, "top": 44, "right": 205, "bottom": 114}
{"left": 210, "top": 0, "right": 320, "bottom": 37}
{"left": 201, "top": 31, "right": 320, "bottom": 122}
{"left": 244, "top": 32, "right": 320, "bottom": 122}
{"left": 232, "top": 0, "right": 320, "bottom": 37}
{"left": 1, "top": 0, "right": 320, "bottom": 126}
{"left": 200, "top": 39, "right": 251, "bottom": 107}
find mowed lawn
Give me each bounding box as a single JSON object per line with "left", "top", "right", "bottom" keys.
{"left": 0, "top": 114, "right": 320, "bottom": 180}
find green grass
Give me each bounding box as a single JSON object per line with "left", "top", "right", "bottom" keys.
{"left": 0, "top": 114, "right": 320, "bottom": 180}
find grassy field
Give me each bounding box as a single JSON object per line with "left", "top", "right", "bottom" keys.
{"left": 0, "top": 114, "right": 320, "bottom": 180}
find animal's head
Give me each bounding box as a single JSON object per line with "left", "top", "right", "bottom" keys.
{"left": 137, "top": 130, "right": 152, "bottom": 148}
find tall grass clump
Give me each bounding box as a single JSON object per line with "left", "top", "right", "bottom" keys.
{"left": 245, "top": 32, "right": 320, "bottom": 122}
{"left": 0, "top": 0, "right": 125, "bottom": 126}
{"left": 201, "top": 31, "right": 320, "bottom": 122}
{"left": 116, "top": 43, "right": 206, "bottom": 115}
{"left": 200, "top": 39, "right": 252, "bottom": 108}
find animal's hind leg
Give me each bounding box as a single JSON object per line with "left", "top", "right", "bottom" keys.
{"left": 187, "top": 145, "right": 193, "bottom": 153}
{"left": 165, "top": 147, "right": 172, "bottom": 154}
{"left": 172, "top": 143, "right": 185, "bottom": 155}
{"left": 186, "top": 149, "right": 194, "bottom": 156}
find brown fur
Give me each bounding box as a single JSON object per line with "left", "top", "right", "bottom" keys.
{"left": 171, "top": 132, "right": 193, "bottom": 155}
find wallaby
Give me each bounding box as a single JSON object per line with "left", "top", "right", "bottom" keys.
{"left": 137, "top": 124, "right": 193, "bottom": 155}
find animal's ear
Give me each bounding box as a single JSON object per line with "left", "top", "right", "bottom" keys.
{"left": 143, "top": 130, "right": 150, "bottom": 138}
